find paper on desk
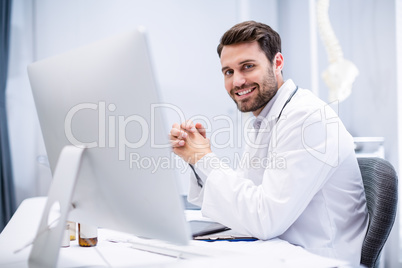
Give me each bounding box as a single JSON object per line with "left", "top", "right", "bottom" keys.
{"left": 184, "top": 209, "right": 213, "bottom": 222}
{"left": 184, "top": 210, "right": 351, "bottom": 267}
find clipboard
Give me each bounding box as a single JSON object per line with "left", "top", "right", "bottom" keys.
{"left": 189, "top": 220, "right": 257, "bottom": 242}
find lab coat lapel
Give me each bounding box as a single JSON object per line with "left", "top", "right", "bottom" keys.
{"left": 246, "top": 80, "right": 298, "bottom": 160}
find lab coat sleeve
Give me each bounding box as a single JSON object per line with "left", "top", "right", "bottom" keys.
{"left": 187, "top": 153, "right": 229, "bottom": 207}
{"left": 187, "top": 165, "right": 205, "bottom": 207}
{"left": 195, "top": 105, "right": 343, "bottom": 240}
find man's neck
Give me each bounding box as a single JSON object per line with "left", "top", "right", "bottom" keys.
{"left": 252, "top": 80, "right": 285, "bottom": 117}
{"left": 252, "top": 106, "right": 265, "bottom": 117}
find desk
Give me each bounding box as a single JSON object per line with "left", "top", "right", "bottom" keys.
{"left": 0, "top": 197, "right": 350, "bottom": 267}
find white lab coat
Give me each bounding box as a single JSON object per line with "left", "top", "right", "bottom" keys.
{"left": 188, "top": 79, "right": 368, "bottom": 266}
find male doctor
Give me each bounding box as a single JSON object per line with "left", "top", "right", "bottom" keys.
{"left": 170, "top": 21, "right": 368, "bottom": 266}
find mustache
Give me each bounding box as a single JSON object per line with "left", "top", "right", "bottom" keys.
{"left": 230, "top": 83, "right": 258, "bottom": 95}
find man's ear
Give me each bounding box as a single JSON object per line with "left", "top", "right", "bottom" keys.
{"left": 273, "top": 52, "right": 284, "bottom": 75}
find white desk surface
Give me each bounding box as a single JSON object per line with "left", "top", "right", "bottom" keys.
{"left": 0, "top": 197, "right": 350, "bottom": 268}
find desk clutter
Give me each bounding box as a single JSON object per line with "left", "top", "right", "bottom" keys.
{"left": 0, "top": 197, "right": 352, "bottom": 267}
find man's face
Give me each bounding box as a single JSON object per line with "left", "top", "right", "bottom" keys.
{"left": 220, "top": 41, "right": 278, "bottom": 115}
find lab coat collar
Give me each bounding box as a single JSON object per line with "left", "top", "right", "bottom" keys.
{"left": 267, "top": 79, "right": 298, "bottom": 123}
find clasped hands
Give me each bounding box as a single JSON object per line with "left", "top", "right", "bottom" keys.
{"left": 170, "top": 121, "right": 212, "bottom": 165}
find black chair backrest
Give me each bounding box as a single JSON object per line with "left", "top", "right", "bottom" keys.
{"left": 358, "top": 157, "right": 398, "bottom": 268}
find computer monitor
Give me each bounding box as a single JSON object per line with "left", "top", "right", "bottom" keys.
{"left": 27, "top": 28, "right": 191, "bottom": 266}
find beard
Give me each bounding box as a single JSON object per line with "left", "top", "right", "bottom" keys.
{"left": 230, "top": 71, "right": 278, "bottom": 113}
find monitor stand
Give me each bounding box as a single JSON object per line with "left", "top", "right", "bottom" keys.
{"left": 28, "top": 146, "right": 86, "bottom": 268}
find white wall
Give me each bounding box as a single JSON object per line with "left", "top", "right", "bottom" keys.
{"left": 278, "top": 0, "right": 315, "bottom": 90}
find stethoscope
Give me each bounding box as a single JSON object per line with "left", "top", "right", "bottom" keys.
{"left": 276, "top": 86, "right": 299, "bottom": 123}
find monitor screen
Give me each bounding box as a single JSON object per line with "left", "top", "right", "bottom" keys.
{"left": 27, "top": 28, "right": 191, "bottom": 246}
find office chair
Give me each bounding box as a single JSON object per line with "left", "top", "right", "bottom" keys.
{"left": 358, "top": 157, "right": 398, "bottom": 268}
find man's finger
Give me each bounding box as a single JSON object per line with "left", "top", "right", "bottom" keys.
{"left": 195, "top": 122, "right": 206, "bottom": 138}
{"left": 170, "top": 128, "right": 187, "bottom": 139}
{"left": 170, "top": 139, "right": 185, "bottom": 148}
{"left": 181, "top": 120, "right": 196, "bottom": 133}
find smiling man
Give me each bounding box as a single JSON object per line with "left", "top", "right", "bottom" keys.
{"left": 221, "top": 37, "right": 282, "bottom": 116}
{"left": 170, "top": 21, "right": 368, "bottom": 266}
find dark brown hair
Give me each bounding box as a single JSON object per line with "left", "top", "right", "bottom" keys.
{"left": 217, "top": 21, "right": 281, "bottom": 63}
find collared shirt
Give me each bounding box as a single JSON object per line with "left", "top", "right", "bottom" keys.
{"left": 187, "top": 79, "right": 368, "bottom": 266}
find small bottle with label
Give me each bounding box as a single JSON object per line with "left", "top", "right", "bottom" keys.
{"left": 61, "top": 223, "right": 70, "bottom": 247}
{"left": 78, "top": 223, "right": 98, "bottom": 247}
{"left": 68, "top": 221, "right": 76, "bottom": 241}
